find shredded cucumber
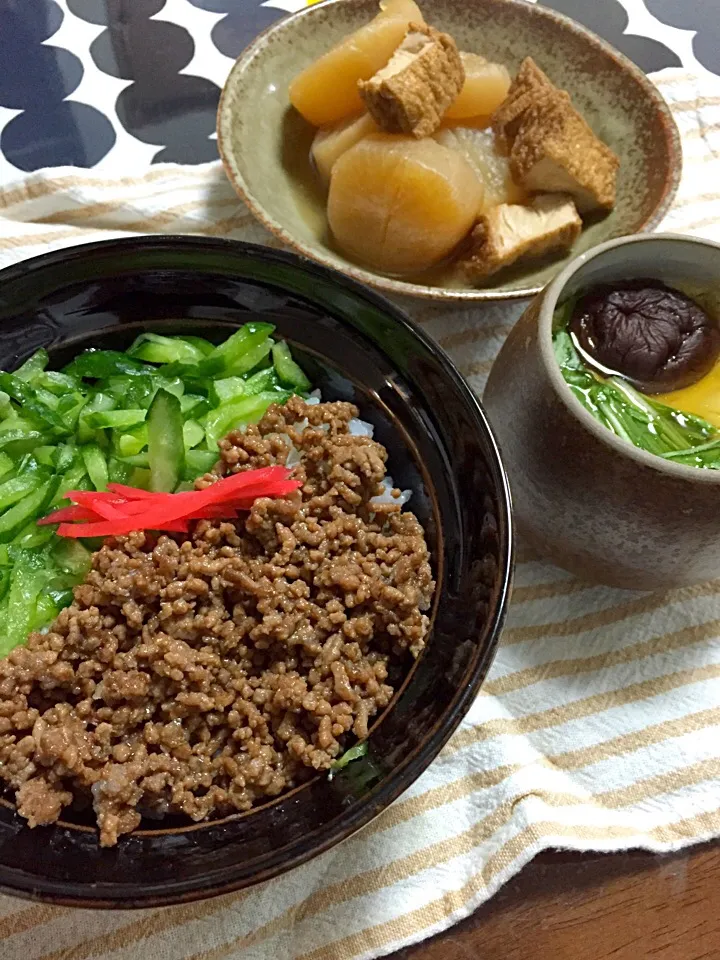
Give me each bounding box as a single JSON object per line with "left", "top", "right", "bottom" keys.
{"left": 272, "top": 341, "right": 311, "bottom": 391}
{"left": 553, "top": 312, "right": 720, "bottom": 468}
{"left": 147, "top": 389, "right": 185, "bottom": 493}
{"left": 0, "top": 325, "right": 311, "bottom": 653}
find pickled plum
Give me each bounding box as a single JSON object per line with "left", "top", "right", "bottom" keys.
{"left": 327, "top": 134, "right": 483, "bottom": 274}
{"left": 289, "top": 0, "right": 425, "bottom": 127}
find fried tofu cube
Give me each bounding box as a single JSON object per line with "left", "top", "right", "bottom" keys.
{"left": 456, "top": 194, "right": 582, "bottom": 282}
{"left": 490, "top": 56, "right": 619, "bottom": 212}
{"left": 492, "top": 57, "right": 558, "bottom": 152}
{"left": 510, "top": 97, "right": 620, "bottom": 212}
{"left": 509, "top": 56, "right": 555, "bottom": 97}
{"left": 358, "top": 23, "right": 464, "bottom": 138}
{"left": 493, "top": 88, "right": 569, "bottom": 155}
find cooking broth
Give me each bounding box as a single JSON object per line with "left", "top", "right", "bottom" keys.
{"left": 655, "top": 358, "right": 720, "bottom": 429}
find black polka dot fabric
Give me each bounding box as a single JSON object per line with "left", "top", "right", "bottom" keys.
{"left": 72, "top": 0, "right": 221, "bottom": 165}
{"left": 0, "top": 0, "right": 714, "bottom": 178}
{"left": 187, "top": 0, "right": 284, "bottom": 59}
{"left": 0, "top": 0, "right": 115, "bottom": 172}
{"left": 66, "top": 0, "right": 167, "bottom": 26}
{"left": 644, "top": 0, "right": 720, "bottom": 75}
{"left": 541, "top": 0, "right": 682, "bottom": 73}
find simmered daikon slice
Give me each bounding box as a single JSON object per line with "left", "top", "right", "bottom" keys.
{"left": 434, "top": 125, "right": 525, "bottom": 209}
{"left": 327, "top": 134, "right": 483, "bottom": 274}
{"left": 289, "top": 0, "right": 425, "bottom": 127}
{"left": 311, "top": 113, "right": 379, "bottom": 184}
{"left": 446, "top": 53, "right": 512, "bottom": 120}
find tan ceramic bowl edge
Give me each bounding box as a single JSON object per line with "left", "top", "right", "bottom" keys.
{"left": 483, "top": 233, "right": 720, "bottom": 589}
{"left": 539, "top": 233, "right": 720, "bottom": 486}
{"left": 216, "top": 0, "right": 682, "bottom": 303}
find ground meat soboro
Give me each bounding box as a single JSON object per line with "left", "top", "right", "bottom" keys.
{"left": 0, "top": 398, "right": 434, "bottom": 846}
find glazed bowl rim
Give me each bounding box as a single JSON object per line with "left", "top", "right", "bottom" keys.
{"left": 216, "top": 0, "right": 682, "bottom": 304}
{"left": 0, "top": 234, "right": 514, "bottom": 905}
{"left": 538, "top": 231, "right": 720, "bottom": 485}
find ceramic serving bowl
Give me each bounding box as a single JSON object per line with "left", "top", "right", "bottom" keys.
{"left": 483, "top": 233, "right": 720, "bottom": 591}
{"left": 0, "top": 236, "right": 512, "bottom": 906}
{"left": 217, "top": 0, "right": 681, "bottom": 303}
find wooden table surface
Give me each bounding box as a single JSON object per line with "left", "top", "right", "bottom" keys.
{"left": 391, "top": 842, "right": 720, "bottom": 960}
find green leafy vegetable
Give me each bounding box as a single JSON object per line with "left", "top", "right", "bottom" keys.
{"left": 13, "top": 348, "right": 49, "bottom": 382}
{"left": 0, "top": 481, "right": 54, "bottom": 542}
{"left": 0, "top": 328, "right": 311, "bottom": 654}
{"left": 65, "top": 349, "right": 148, "bottom": 380}
{"left": 128, "top": 332, "right": 207, "bottom": 365}
{"left": 203, "top": 391, "right": 290, "bottom": 449}
{"left": 553, "top": 314, "right": 720, "bottom": 468}
{"left": 184, "top": 448, "right": 218, "bottom": 479}
{"left": 272, "top": 341, "right": 311, "bottom": 392}
{"left": 52, "top": 539, "right": 92, "bottom": 577}
{"left": 182, "top": 419, "right": 205, "bottom": 450}
{"left": 81, "top": 444, "right": 109, "bottom": 491}
{"left": 2, "top": 549, "right": 54, "bottom": 656}
{"left": 328, "top": 740, "right": 369, "bottom": 779}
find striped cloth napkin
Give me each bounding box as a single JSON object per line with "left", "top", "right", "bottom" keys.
{"left": 2, "top": 68, "right": 720, "bottom": 960}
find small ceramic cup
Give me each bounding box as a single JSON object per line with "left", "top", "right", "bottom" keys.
{"left": 483, "top": 233, "right": 720, "bottom": 590}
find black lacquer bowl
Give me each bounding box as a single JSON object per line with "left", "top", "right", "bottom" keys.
{"left": 0, "top": 237, "right": 512, "bottom": 907}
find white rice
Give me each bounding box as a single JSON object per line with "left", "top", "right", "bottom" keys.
{"left": 370, "top": 476, "right": 412, "bottom": 507}
{"left": 348, "top": 418, "right": 375, "bottom": 438}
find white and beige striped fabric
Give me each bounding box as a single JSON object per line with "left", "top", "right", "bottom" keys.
{"left": 1, "top": 68, "right": 720, "bottom": 960}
